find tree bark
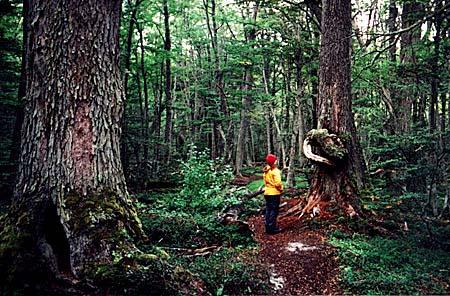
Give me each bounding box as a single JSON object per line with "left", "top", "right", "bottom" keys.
{"left": 3, "top": 0, "right": 142, "bottom": 281}
{"left": 303, "top": 0, "right": 365, "bottom": 216}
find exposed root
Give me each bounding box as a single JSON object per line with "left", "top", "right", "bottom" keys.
{"left": 302, "top": 194, "right": 321, "bottom": 215}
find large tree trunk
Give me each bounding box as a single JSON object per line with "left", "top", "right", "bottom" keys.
{"left": 3, "top": 0, "right": 142, "bottom": 283}
{"left": 302, "top": 0, "right": 365, "bottom": 216}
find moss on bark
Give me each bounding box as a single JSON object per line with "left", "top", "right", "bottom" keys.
{"left": 306, "top": 129, "right": 347, "bottom": 161}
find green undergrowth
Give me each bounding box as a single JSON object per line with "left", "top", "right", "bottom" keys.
{"left": 168, "top": 247, "right": 267, "bottom": 295}
{"left": 247, "top": 178, "right": 264, "bottom": 192}
{"left": 330, "top": 184, "right": 450, "bottom": 295}
{"left": 329, "top": 231, "right": 450, "bottom": 295}
{"left": 135, "top": 148, "right": 267, "bottom": 294}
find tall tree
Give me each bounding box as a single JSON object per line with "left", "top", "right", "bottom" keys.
{"left": 163, "top": 0, "right": 173, "bottom": 162}
{"left": 235, "top": 1, "right": 259, "bottom": 176}
{"left": 1, "top": 0, "right": 142, "bottom": 283}
{"left": 301, "top": 0, "right": 365, "bottom": 216}
{"left": 120, "top": 0, "right": 143, "bottom": 177}
{"left": 399, "top": 1, "right": 423, "bottom": 131}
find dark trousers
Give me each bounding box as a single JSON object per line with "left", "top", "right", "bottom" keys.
{"left": 264, "top": 195, "right": 280, "bottom": 232}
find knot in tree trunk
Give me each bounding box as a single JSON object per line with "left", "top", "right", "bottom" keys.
{"left": 303, "top": 129, "right": 347, "bottom": 166}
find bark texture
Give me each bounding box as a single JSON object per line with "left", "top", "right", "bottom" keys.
{"left": 4, "top": 0, "right": 142, "bottom": 281}
{"left": 303, "top": 0, "right": 365, "bottom": 216}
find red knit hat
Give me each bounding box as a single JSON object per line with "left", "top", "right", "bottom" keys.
{"left": 265, "top": 154, "right": 277, "bottom": 165}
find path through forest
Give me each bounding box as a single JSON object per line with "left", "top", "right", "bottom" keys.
{"left": 248, "top": 199, "right": 342, "bottom": 295}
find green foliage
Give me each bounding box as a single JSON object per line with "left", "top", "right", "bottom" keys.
{"left": 134, "top": 149, "right": 266, "bottom": 294}
{"left": 330, "top": 232, "right": 450, "bottom": 295}
{"left": 140, "top": 202, "right": 253, "bottom": 248}
{"left": 173, "top": 248, "right": 267, "bottom": 295}
{"left": 138, "top": 148, "right": 255, "bottom": 247}
{"left": 294, "top": 175, "right": 309, "bottom": 190}
{"left": 179, "top": 147, "right": 233, "bottom": 211}
{"left": 247, "top": 179, "right": 264, "bottom": 192}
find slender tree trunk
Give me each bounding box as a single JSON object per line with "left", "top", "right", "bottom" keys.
{"left": 284, "top": 57, "right": 291, "bottom": 132}
{"left": 303, "top": 0, "right": 365, "bottom": 216}
{"left": 163, "top": 0, "right": 173, "bottom": 163}
{"left": 121, "top": 0, "right": 142, "bottom": 176}
{"left": 236, "top": 65, "right": 252, "bottom": 176}
{"left": 2, "top": 0, "right": 142, "bottom": 283}
{"left": 430, "top": 0, "right": 442, "bottom": 132}
{"left": 138, "top": 23, "right": 150, "bottom": 177}
{"left": 135, "top": 48, "right": 145, "bottom": 169}
{"left": 271, "top": 107, "right": 287, "bottom": 169}
{"left": 287, "top": 44, "right": 306, "bottom": 187}
{"left": 383, "top": 0, "right": 398, "bottom": 134}
{"left": 265, "top": 111, "right": 273, "bottom": 155}
{"left": 236, "top": 2, "right": 259, "bottom": 176}
{"left": 263, "top": 55, "right": 274, "bottom": 155}
{"left": 387, "top": 0, "right": 398, "bottom": 61}
{"left": 204, "top": 0, "right": 230, "bottom": 158}
{"left": 398, "top": 1, "right": 423, "bottom": 133}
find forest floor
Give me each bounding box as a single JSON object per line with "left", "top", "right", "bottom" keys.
{"left": 248, "top": 197, "right": 342, "bottom": 295}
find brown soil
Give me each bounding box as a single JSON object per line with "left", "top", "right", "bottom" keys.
{"left": 248, "top": 198, "right": 342, "bottom": 295}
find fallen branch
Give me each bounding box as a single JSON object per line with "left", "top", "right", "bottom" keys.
{"left": 245, "top": 188, "right": 265, "bottom": 199}
{"left": 160, "top": 245, "right": 222, "bottom": 257}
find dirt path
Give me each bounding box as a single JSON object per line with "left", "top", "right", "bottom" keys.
{"left": 248, "top": 201, "right": 342, "bottom": 295}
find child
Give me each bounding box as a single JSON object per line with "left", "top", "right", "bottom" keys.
{"left": 263, "top": 154, "right": 283, "bottom": 234}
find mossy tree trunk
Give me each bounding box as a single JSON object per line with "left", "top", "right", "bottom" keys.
{"left": 302, "top": 0, "right": 365, "bottom": 216}
{"left": 3, "top": 0, "right": 143, "bottom": 283}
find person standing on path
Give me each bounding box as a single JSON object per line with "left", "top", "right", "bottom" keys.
{"left": 263, "top": 154, "right": 283, "bottom": 234}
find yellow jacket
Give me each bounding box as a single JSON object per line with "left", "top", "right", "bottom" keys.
{"left": 263, "top": 165, "right": 283, "bottom": 195}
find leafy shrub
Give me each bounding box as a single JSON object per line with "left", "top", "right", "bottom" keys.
{"left": 138, "top": 148, "right": 255, "bottom": 248}
{"left": 179, "top": 147, "right": 233, "bottom": 212}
